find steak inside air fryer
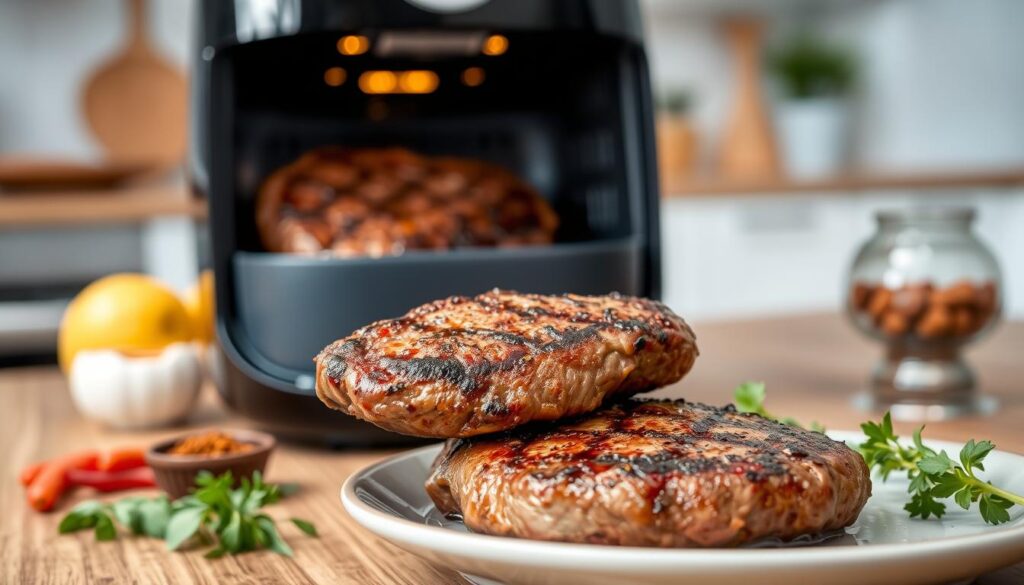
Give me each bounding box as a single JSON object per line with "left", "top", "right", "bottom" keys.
{"left": 426, "top": 398, "right": 871, "bottom": 547}
{"left": 315, "top": 290, "right": 698, "bottom": 438}
{"left": 256, "top": 147, "right": 558, "bottom": 257}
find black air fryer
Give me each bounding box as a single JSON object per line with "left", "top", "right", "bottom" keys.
{"left": 191, "top": 0, "right": 662, "bottom": 443}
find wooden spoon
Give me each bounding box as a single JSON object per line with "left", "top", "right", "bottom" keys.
{"left": 81, "top": 0, "right": 187, "bottom": 168}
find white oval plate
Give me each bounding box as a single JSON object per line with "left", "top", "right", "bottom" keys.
{"left": 342, "top": 431, "right": 1024, "bottom": 585}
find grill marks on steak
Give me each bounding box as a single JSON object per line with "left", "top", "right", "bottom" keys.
{"left": 426, "top": 399, "right": 871, "bottom": 547}
{"left": 315, "top": 290, "right": 698, "bottom": 438}
{"left": 255, "top": 147, "right": 558, "bottom": 257}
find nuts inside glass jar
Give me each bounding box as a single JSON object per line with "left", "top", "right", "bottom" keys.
{"left": 849, "top": 279, "right": 997, "bottom": 339}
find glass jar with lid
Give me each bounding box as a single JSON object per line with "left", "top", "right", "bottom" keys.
{"left": 846, "top": 207, "right": 1002, "bottom": 420}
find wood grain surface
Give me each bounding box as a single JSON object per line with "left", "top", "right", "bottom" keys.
{"left": 2, "top": 314, "right": 1023, "bottom": 584}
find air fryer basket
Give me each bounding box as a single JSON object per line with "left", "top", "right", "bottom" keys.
{"left": 233, "top": 238, "right": 642, "bottom": 378}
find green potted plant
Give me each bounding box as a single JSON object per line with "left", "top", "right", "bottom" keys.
{"left": 768, "top": 34, "right": 856, "bottom": 178}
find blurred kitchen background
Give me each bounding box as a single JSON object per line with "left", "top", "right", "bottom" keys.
{"left": 1, "top": 0, "right": 1022, "bottom": 362}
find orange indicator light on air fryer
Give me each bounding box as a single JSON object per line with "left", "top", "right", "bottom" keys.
{"left": 398, "top": 70, "right": 439, "bottom": 93}
{"left": 324, "top": 67, "right": 347, "bottom": 87}
{"left": 359, "top": 71, "right": 397, "bottom": 93}
{"left": 359, "top": 70, "right": 438, "bottom": 94}
{"left": 338, "top": 35, "right": 370, "bottom": 55}
{"left": 461, "top": 67, "right": 485, "bottom": 87}
{"left": 482, "top": 34, "right": 508, "bottom": 56}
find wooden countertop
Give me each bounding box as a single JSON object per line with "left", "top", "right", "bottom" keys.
{"left": 2, "top": 314, "right": 1023, "bottom": 584}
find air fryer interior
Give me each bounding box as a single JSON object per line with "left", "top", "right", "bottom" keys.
{"left": 220, "top": 30, "right": 648, "bottom": 249}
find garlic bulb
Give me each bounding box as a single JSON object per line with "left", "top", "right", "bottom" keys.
{"left": 69, "top": 343, "right": 202, "bottom": 429}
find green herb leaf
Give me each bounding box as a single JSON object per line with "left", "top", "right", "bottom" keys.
{"left": 980, "top": 494, "right": 1014, "bottom": 525}
{"left": 960, "top": 439, "right": 995, "bottom": 473}
{"left": 907, "top": 471, "right": 930, "bottom": 495}
{"left": 194, "top": 472, "right": 234, "bottom": 510}
{"left": 954, "top": 486, "right": 973, "bottom": 511}
{"left": 59, "top": 511, "right": 96, "bottom": 534}
{"left": 220, "top": 510, "right": 243, "bottom": 552}
{"left": 58, "top": 513, "right": 85, "bottom": 534}
{"left": 734, "top": 381, "right": 767, "bottom": 414}
{"left": 138, "top": 497, "right": 172, "bottom": 538}
{"left": 731, "top": 382, "right": 824, "bottom": 432}
{"left": 928, "top": 473, "right": 962, "bottom": 499}
{"left": 905, "top": 492, "right": 946, "bottom": 520}
{"left": 58, "top": 501, "right": 109, "bottom": 534}
{"left": 257, "top": 516, "right": 294, "bottom": 557}
{"left": 859, "top": 412, "right": 1024, "bottom": 525}
{"left": 111, "top": 498, "right": 146, "bottom": 534}
{"left": 94, "top": 513, "right": 117, "bottom": 541}
{"left": 165, "top": 505, "right": 206, "bottom": 551}
{"left": 57, "top": 471, "right": 313, "bottom": 558}
{"left": 291, "top": 518, "right": 318, "bottom": 537}
{"left": 911, "top": 426, "right": 925, "bottom": 451}
{"left": 918, "top": 452, "right": 956, "bottom": 475}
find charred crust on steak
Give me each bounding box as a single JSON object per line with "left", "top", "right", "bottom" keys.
{"left": 320, "top": 353, "right": 348, "bottom": 382}
{"left": 482, "top": 400, "right": 511, "bottom": 417}
{"left": 441, "top": 399, "right": 847, "bottom": 483}
{"left": 426, "top": 398, "right": 872, "bottom": 547}
{"left": 319, "top": 290, "right": 692, "bottom": 382}
{"left": 314, "top": 290, "right": 699, "bottom": 437}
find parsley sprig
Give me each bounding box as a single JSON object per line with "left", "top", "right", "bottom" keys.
{"left": 733, "top": 381, "right": 826, "bottom": 433}
{"left": 59, "top": 471, "right": 316, "bottom": 557}
{"left": 732, "top": 382, "right": 1023, "bottom": 525}
{"left": 859, "top": 413, "right": 1024, "bottom": 525}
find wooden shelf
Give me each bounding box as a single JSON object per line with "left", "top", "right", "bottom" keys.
{"left": 0, "top": 184, "right": 206, "bottom": 227}
{"left": 662, "top": 168, "right": 1024, "bottom": 198}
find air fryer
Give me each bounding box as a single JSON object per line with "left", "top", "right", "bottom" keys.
{"left": 190, "top": 0, "right": 662, "bottom": 443}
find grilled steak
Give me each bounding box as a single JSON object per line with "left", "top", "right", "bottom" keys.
{"left": 426, "top": 399, "right": 871, "bottom": 547}
{"left": 315, "top": 290, "right": 698, "bottom": 438}
{"left": 256, "top": 147, "right": 558, "bottom": 257}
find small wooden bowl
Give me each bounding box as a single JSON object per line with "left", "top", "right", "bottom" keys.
{"left": 145, "top": 429, "right": 276, "bottom": 499}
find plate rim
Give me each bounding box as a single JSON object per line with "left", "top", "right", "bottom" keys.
{"left": 341, "top": 430, "right": 1024, "bottom": 570}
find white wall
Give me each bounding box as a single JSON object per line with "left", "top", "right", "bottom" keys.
{"left": 0, "top": 0, "right": 193, "bottom": 159}
{"left": 853, "top": 0, "right": 1024, "bottom": 171}
{"left": 642, "top": 0, "right": 1024, "bottom": 173}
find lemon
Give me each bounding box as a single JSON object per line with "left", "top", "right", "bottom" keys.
{"left": 183, "top": 269, "right": 216, "bottom": 343}
{"left": 58, "top": 273, "right": 193, "bottom": 372}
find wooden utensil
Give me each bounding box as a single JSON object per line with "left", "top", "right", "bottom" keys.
{"left": 717, "top": 18, "right": 782, "bottom": 180}
{"left": 81, "top": 0, "right": 187, "bottom": 168}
